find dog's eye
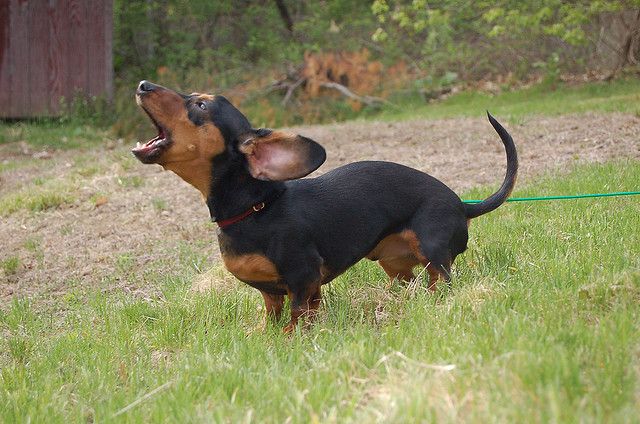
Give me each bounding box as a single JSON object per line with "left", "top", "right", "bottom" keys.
{"left": 196, "top": 101, "right": 207, "bottom": 111}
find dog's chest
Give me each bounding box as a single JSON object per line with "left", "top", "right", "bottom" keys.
{"left": 218, "top": 232, "right": 281, "bottom": 284}
{"left": 222, "top": 252, "right": 280, "bottom": 283}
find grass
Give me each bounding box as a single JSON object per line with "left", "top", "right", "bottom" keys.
{"left": 0, "top": 150, "right": 136, "bottom": 216}
{"left": 0, "top": 119, "right": 113, "bottom": 150}
{"left": 117, "top": 175, "right": 144, "bottom": 188}
{"left": 151, "top": 198, "right": 169, "bottom": 212}
{"left": 1, "top": 160, "right": 638, "bottom": 423}
{"left": 1, "top": 257, "right": 20, "bottom": 275}
{"left": 379, "top": 77, "right": 640, "bottom": 123}
{"left": 0, "top": 186, "right": 76, "bottom": 216}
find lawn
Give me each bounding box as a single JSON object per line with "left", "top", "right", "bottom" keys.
{"left": 1, "top": 78, "right": 639, "bottom": 422}
{"left": 380, "top": 77, "right": 640, "bottom": 123}
{"left": 1, "top": 160, "right": 638, "bottom": 422}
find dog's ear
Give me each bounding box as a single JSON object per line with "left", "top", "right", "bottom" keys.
{"left": 238, "top": 129, "right": 326, "bottom": 181}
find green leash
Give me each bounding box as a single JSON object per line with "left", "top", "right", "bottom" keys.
{"left": 462, "top": 191, "right": 640, "bottom": 204}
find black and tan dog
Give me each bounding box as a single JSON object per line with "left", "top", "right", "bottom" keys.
{"left": 133, "top": 81, "right": 518, "bottom": 332}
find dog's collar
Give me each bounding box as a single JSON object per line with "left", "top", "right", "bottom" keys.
{"left": 215, "top": 201, "right": 266, "bottom": 229}
{"left": 214, "top": 189, "right": 284, "bottom": 229}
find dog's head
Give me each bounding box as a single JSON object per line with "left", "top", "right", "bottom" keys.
{"left": 133, "top": 81, "right": 326, "bottom": 195}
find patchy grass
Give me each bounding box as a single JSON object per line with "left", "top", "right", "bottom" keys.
{"left": 380, "top": 78, "right": 640, "bottom": 123}
{"left": 116, "top": 175, "right": 144, "bottom": 188}
{"left": 0, "top": 185, "right": 77, "bottom": 216}
{"left": 151, "top": 198, "right": 169, "bottom": 212}
{"left": 1, "top": 160, "right": 638, "bottom": 422}
{"left": 1, "top": 257, "right": 20, "bottom": 275}
{"left": 0, "top": 149, "right": 139, "bottom": 216}
{"left": 0, "top": 159, "right": 37, "bottom": 174}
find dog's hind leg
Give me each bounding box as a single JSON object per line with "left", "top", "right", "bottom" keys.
{"left": 379, "top": 255, "right": 419, "bottom": 283}
{"left": 405, "top": 212, "right": 464, "bottom": 291}
{"left": 425, "top": 259, "right": 452, "bottom": 291}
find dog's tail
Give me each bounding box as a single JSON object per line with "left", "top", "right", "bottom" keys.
{"left": 464, "top": 112, "right": 518, "bottom": 219}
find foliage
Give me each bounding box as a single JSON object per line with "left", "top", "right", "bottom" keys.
{"left": 112, "top": 0, "right": 639, "bottom": 85}
{"left": 112, "top": 0, "right": 375, "bottom": 82}
{"left": 106, "top": 0, "right": 640, "bottom": 133}
{"left": 371, "top": 0, "right": 640, "bottom": 79}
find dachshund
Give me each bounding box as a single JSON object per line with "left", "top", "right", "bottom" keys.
{"left": 132, "top": 81, "right": 518, "bottom": 332}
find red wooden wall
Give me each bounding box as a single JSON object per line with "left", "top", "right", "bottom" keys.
{"left": 0, "top": 0, "right": 113, "bottom": 118}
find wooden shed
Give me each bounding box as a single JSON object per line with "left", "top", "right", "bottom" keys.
{"left": 0, "top": 0, "right": 113, "bottom": 118}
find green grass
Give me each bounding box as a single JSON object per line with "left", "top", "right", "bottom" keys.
{"left": 0, "top": 189, "right": 76, "bottom": 216}
{"left": 116, "top": 175, "right": 144, "bottom": 188}
{"left": 151, "top": 198, "right": 169, "bottom": 212}
{"left": 1, "top": 160, "right": 639, "bottom": 423}
{"left": 1, "top": 257, "right": 20, "bottom": 275}
{"left": 379, "top": 77, "right": 640, "bottom": 122}
{"left": 0, "top": 119, "right": 112, "bottom": 150}
{"left": 0, "top": 182, "right": 77, "bottom": 216}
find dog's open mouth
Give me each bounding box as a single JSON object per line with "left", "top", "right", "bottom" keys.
{"left": 132, "top": 110, "right": 172, "bottom": 163}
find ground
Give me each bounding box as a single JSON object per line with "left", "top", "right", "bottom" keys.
{"left": 1, "top": 110, "right": 639, "bottom": 423}
{"left": 1, "top": 112, "right": 639, "bottom": 302}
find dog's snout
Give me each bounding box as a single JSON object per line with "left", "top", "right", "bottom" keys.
{"left": 138, "top": 80, "right": 156, "bottom": 93}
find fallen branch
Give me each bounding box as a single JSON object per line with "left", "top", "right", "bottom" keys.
{"left": 319, "top": 81, "right": 388, "bottom": 107}
{"left": 281, "top": 77, "right": 306, "bottom": 106}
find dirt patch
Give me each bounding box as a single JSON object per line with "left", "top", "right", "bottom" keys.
{"left": 1, "top": 113, "right": 639, "bottom": 302}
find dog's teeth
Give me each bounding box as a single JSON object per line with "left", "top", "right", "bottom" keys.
{"left": 136, "top": 141, "right": 142, "bottom": 148}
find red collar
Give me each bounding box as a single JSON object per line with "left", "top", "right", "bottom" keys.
{"left": 216, "top": 201, "right": 266, "bottom": 229}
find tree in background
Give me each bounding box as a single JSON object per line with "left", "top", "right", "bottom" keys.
{"left": 371, "top": 0, "right": 640, "bottom": 80}
{"left": 110, "top": 0, "right": 639, "bottom": 131}
{"left": 113, "top": 0, "right": 374, "bottom": 85}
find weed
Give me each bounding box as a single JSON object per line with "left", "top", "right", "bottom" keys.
{"left": 23, "top": 238, "right": 44, "bottom": 263}
{"left": 23, "top": 239, "right": 40, "bottom": 252}
{"left": 1, "top": 256, "right": 20, "bottom": 275}
{"left": 118, "top": 154, "right": 138, "bottom": 172}
{"left": 116, "top": 175, "right": 144, "bottom": 188}
{"left": 115, "top": 253, "right": 135, "bottom": 273}
{"left": 0, "top": 160, "right": 21, "bottom": 173}
{"left": 0, "top": 189, "right": 75, "bottom": 216}
{"left": 76, "top": 165, "right": 103, "bottom": 177}
{"left": 7, "top": 337, "right": 32, "bottom": 364}
{"left": 152, "top": 198, "right": 168, "bottom": 212}
{"left": 60, "top": 225, "right": 73, "bottom": 236}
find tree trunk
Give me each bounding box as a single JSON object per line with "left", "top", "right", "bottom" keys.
{"left": 274, "top": 0, "right": 294, "bottom": 33}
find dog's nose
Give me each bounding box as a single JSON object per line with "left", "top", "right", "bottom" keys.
{"left": 138, "top": 80, "right": 156, "bottom": 92}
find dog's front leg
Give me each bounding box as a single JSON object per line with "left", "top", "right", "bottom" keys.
{"left": 284, "top": 283, "right": 322, "bottom": 333}
{"left": 279, "top": 251, "right": 324, "bottom": 333}
{"left": 260, "top": 291, "right": 285, "bottom": 321}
